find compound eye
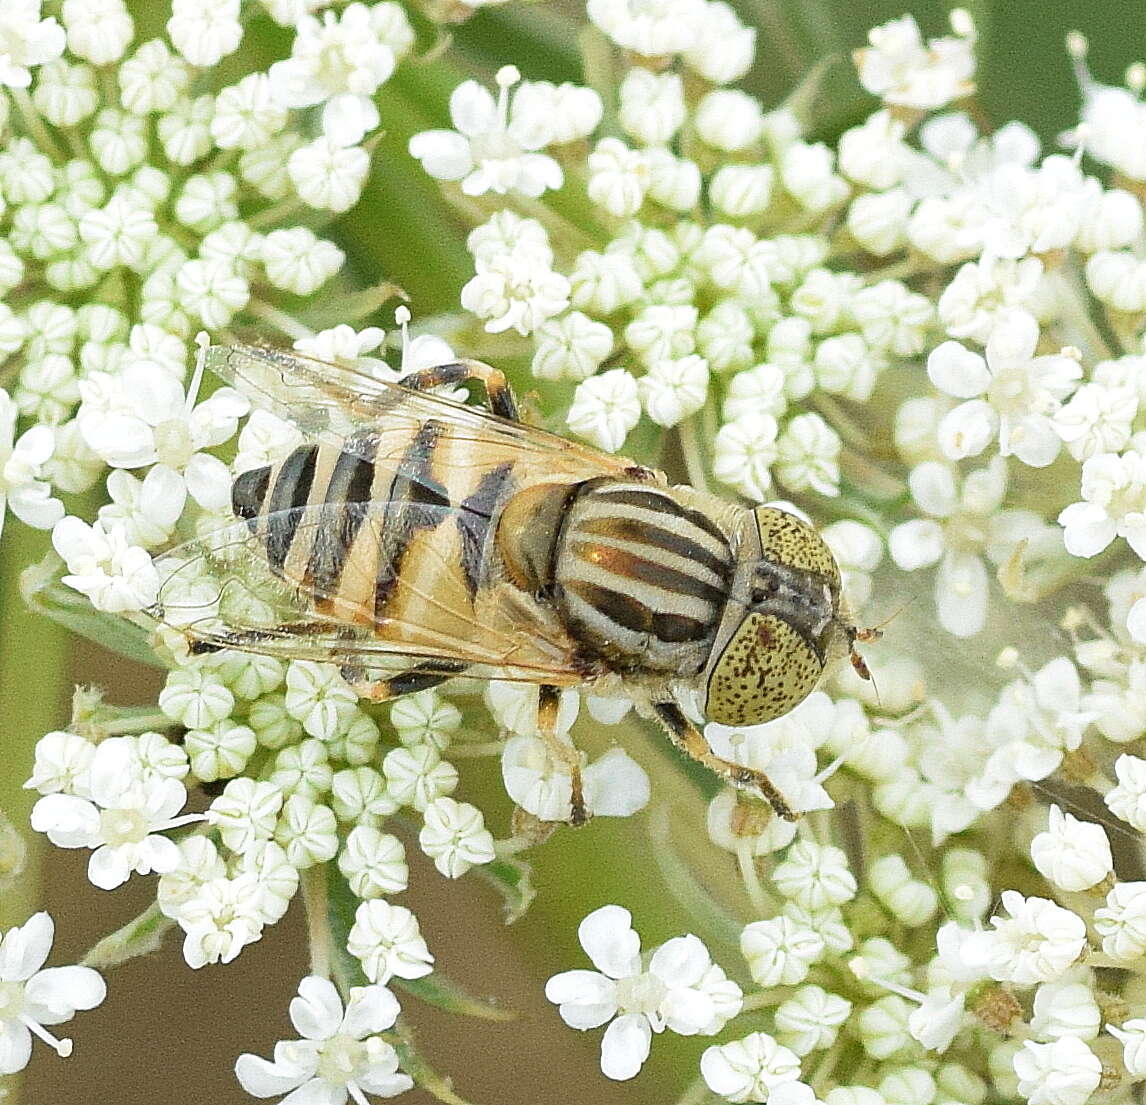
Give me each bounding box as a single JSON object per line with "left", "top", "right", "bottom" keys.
{"left": 705, "top": 613, "right": 824, "bottom": 726}
{"left": 754, "top": 507, "right": 840, "bottom": 585}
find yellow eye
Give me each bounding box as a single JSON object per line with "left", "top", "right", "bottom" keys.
{"left": 704, "top": 612, "right": 825, "bottom": 726}
{"left": 754, "top": 507, "right": 839, "bottom": 585}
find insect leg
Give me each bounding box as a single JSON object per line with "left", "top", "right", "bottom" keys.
{"left": 652, "top": 701, "right": 799, "bottom": 823}
{"left": 339, "top": 659, "right": 467, "bottom": 703}
{"left": 537, "top": 684, "right": 589, "bottom": 827}
{"left": 400, "top": 360, "right": 519, "bottom": 421}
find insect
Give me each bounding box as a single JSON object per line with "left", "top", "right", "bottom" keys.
{"left": 152, "top": 343, "right": 877, "bottom": 825}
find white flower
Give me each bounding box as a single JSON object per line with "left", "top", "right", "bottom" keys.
{"left": 587, "top": 137, "right": 650, "bottom": 217}
{"left": 1108, "top": 1018, "right": 1146, "bottom": 1077}
{"left": 532, "top": 312, "right": 614, "bottom": 382}
{"left": 418, "top": 797, "right": 495, "bottom": 879}
{"left": 24, "top": 731, "right": 95, "bottom": 797}
{"left": 338, "top": 825, "right": 407, "bottom": 899}
{"left": 268, "top": 3, "right": 394, "bottom": 146}
{"left": 1106, "top": 754, "right": 1146, "bottom": 830}
{"left": 938, "top": 256, "right": 1043, "bottom": 344}
{"left": 76, "top": 354, "right": 247, "bottom": 508}
{"left": 853, "top": 13, "right": 975, "bottom": 110}
{"left": 1094, "top": 881, "right": 1146, "bottom": 960}
{"left": 167, "top": 0, "right": 242, "bottom": 68}
{"left": 683, "top": 1, "right": 755, "bottom": 83}
{"left": 52, "top": 516, "right": 160, "bottom": 613}
{"left": 461, "top": 250, "right": 570, "bottom": 336}
{"left": 545, "top": 905, "right": 742, "bottom": 1081}
{"left": 773, "top": 841, "right": 857, "bottom": 911}
{"left": 207, "top": 778, "right": 284, "bottom": 855}
{"left": 1031, "top": 976, "right": 1100, "bottom": 1042}
{"left": 0, "top": 912, "right": 106, "bottom": 1074}
{"left": 776, "top": 413, "right": 841, "bottom": 496}
{"left": 566, "top": 369, "right": 641, "bottom": 453}
{"left": 347, "top": 900, "right": 434, "bottom": 986}
{"left": 0, "top": 0, "right": 65, "bottom": 88}
{"left": 235, "top": 976, "right": 411, "bottom": 1103}
{"left": 1030, "top": 805, "right": 1112, "bottom": 892}
{"left": 284, "top": 661, "right": 359, "bottom": 741}
{"left": 639, "top": 355, "right": 709, "bottom": 428}
{"left": 695, "top": 90, "right": 765, "bottom": 152}
{"left": 1013, "top": 1037, "right": 1101, "bottom": 1105}
{"left": 511, "top": 79, "right": 603, "bottom": 145}
{"left": 979, "top": 891, "right": 1087, "bottom": 985}
{"left": 0, "top": 387, "right": 63, "bottom": 538}
{"left": 60, "top": 0, "right": 132, "bottom": 64}
{"left": 701, "top": 1033, "right": 804, "bottom": 1104}
{"left": 713, "top": 414, "right": 780, "bottom": 501}
{"left": 741, "top": 916, "right": 824, "bottom": 987}
{"left": 382, "top": 744, "right": 457, "bottom": 812}
{"left": 928, "top": 311, "right": 1081, "bottom": 467}
{"left": 176, "top": 872, "right": 266, "bottom": 967}
{"left": 1058, "top": 450, "right": 1146, "bottom": 560}
{"left": 774, "top": 987, "right": 851, "bottom": 1056}
{"left": 409, "top": 66, "right": 563, "bottom": 198}
{"left": 888, "top": 457, "right": 1031, "bottom": 637}
{"left": 586, "top": 0, "right": 707, "bottom": 57}
{"left": 501, "top": 736, "right": 650, "bottom": 822}
{"left": 29, "top": 738, "right": 200, "bottom": 889}
{"left": 262, "top": 229, "right": 346, "bottom": 296}
{"left": 288, "top": 137, "right": 369, "bottom": 213}
{"left": 618, "top": 69, "right": 685, "bottom": 146}
{"left": 1053, "top": 380, "right": 1137, "bottom": 462}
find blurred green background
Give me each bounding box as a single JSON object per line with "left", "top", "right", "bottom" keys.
{"left": 3, "top": 0, "right": 1143, "bottom": 1101}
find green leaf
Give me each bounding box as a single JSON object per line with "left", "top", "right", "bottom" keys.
{"left": 393, "top": 973, "right": 514, "bottom": 1022}
{"left": 389, "top": 1019, "right": 484, "bottom": 1105}
{"left": 81, "top": 903, "right": 172, "bottom": 969}
{"left": 20, "top": 555, "right": 162, "bottom": 670}
{"left": 473, "top": 854, "right": 537, "bottom": 924}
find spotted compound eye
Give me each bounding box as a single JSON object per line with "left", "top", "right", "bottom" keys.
{"left": 704, "top": 612, "right": 825, "bottom": 726}
{"left": 754, "top": 506, "right": 839, "bottom": 584}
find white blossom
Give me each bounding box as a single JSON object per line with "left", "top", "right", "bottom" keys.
{"left": 854, "top": 13, "right": 975, "bottom": 110}
{"left": 409, "top": 66, "right": 563, "bottom": 198}
{"left": 29, "top": 738, "right": 200, "bottom": 889}
{"left": 1030, "top": 805, "right": 1112, "bottom": 892}
{"left": 701, "top": 1033, "right": 805, "bottom": 1104}
{"left": 0, "top": 912, "right": 106, "bottom": 1074}
{"left": 235, "top": 976, "right": 411, "bottom": 1103}
{"left": 546, "top": 905, "right": 742, "bottom": 1081}
{"left": 268, "top": 3, "right": 394, "bottom": 146}
{"left": 566, "top": 369, "right": 641, "bottom": 453}
{"left": 1013, "top": 1037, "right": 1101, "bottom": 1105}
{"left": 347, "top": 900, "right": 434, "bottom": 986}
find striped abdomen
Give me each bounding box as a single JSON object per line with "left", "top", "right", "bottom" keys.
{"left": 552, "top": 481, "right": 735, "bottom": 675}
{"left": 230, "top": 421, "right": 515, "bottom": 644}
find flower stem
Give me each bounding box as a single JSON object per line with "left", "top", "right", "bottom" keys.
{"left": 0, "top": 524, "right": 69, "bottom": 930}
{"left": 302, "top": 864, "right": 332, "bottom": 979}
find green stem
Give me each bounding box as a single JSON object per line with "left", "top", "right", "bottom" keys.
{"left": 0, "top": 523, "right": 70, "bottom": 931}
{"left": 302, "top": 865, "right": 332, "bottom": 979}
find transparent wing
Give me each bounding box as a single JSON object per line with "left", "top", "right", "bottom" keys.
{"left": 152, "top": 508, "right": 586, "bottom": 685}
{"left": 206, "top": 343, "right": 636, "bottom": 473}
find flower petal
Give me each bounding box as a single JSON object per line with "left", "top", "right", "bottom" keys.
{"left": 291, "top": 976, "right": 344, "bottom": 1040}
{"left": 600, "top": 1013, "right": 652, "bottom": 1081}
{"left": 578, "top": 905, "right": 641, "bottom": 978}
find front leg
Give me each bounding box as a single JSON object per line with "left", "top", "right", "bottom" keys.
{"left": 652, "top": 701, "right": 799, "bottom": 822}
{"left": 400, "top": 359, "right": 519, "bottom": 421}
{"left": 537, "top": 684, "right": 589, "bottom": 827}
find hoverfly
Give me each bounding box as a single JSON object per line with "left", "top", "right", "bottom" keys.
{"left": 152, "top": 344, "right": 876, "bottom": 824}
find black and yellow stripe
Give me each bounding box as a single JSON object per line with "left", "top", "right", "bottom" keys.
{"left": 552, "top": 480, "right": 734, "bottom": 674}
